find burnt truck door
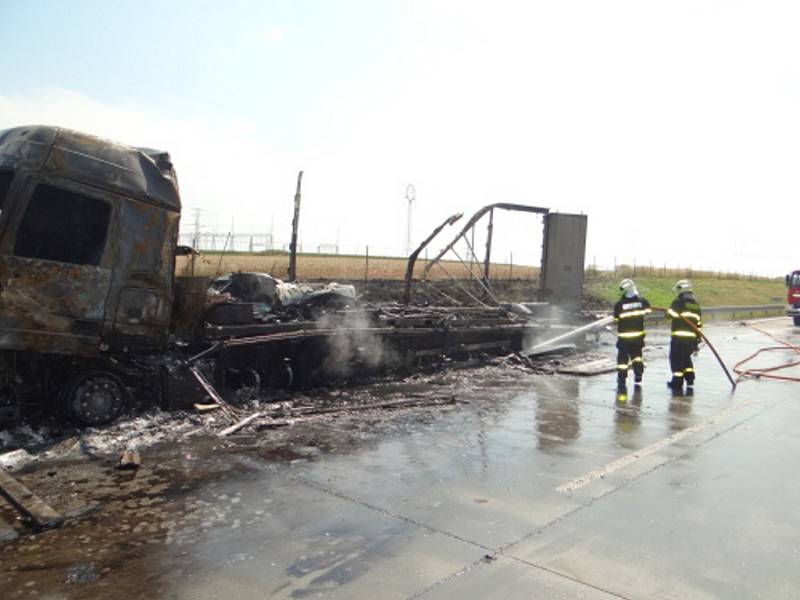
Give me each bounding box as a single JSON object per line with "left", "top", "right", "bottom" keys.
{"left": 108, "top": 195, "right": 178, "bottom": 349}
{"left": 0, "top": 173, "right": 117, "bottom": 357}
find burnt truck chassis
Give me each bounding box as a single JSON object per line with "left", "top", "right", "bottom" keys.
{"left": 1, "top": 304, "right": 533, "bottom": 427}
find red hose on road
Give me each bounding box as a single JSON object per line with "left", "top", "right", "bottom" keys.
{"left": 734, "top": 324, "right": 800, "bottom": 383}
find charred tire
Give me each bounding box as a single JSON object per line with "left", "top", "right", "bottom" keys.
{"left": 259, "top": 358, "right": 294, "bottom": 390}
{"left": 64, "top": 372, "right": 128, "bottom": 426}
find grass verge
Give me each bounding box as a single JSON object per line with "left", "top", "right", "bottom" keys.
{"left": 585, "top": 274, "right": 785, "bottom": 309}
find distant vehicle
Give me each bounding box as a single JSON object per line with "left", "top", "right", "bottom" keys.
{"left": 786, "top": 270, "right": 800, "bottom": 326}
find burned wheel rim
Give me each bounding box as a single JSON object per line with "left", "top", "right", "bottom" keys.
{"left": 68, "top": 373, "right": 126, "bottom": 426}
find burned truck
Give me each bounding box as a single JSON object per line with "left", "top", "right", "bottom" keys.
{"left": 0, "top": 126, "right": 182, "bottom": 426}
{"left": 0, "top": 126, "right": 547, "bottom": 428}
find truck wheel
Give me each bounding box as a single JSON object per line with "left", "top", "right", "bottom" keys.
{"left": 64, "top": 372, "right": 128, "bottom": 426}
{"left": 259, "top": 358, "right": 294, "bottom": 390}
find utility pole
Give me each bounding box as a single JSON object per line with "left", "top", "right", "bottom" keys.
{"left": 190, "top": 208, "right": 201, "bottom": 276}
{"left": 268, "top": 213, "right": 274, "bottom": 250}
{"left": 404, "top": 183, "right": 416, "bottom": 256}
{"left": 288, "top": 170, "right": 303, "bottom": 281}
{"left": 191, "top": 208, "right": 202, "bottom": 249}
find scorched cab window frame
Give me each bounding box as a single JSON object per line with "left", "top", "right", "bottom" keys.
{"left": 13, "top": 183, "right": 112, "bottom": 267}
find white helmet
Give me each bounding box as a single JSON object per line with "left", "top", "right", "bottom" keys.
{"left": 674, "top": 279, "right": 692, "bottom": 293}
{"left": 619, "top": 278, "right": 637, "bottom": 297}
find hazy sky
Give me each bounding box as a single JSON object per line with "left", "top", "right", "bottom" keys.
{"left": 2, "top": 0, "right": 798, "bottom": 275}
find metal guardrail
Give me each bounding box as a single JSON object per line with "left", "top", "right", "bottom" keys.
{"left": 637, "top": 304, "right": 785, "bottom": 322}
{"left": 703, "top": 304, "right": 784, "bottom": 318}
{"left": 703, "top": 304, "right": 784, "bottom": 314}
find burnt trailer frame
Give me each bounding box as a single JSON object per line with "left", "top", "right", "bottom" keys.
{"left": 412, "top": 203, "right": 588, "bottom": 312}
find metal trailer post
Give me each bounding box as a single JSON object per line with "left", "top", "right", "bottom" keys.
{"left": 403, "top": 213, "right": 463, "bottom": 305}
{"left": 482, "top": 208, "right": 494, "bottom": 298}
{"left": 288, "top": 170, "right": 303, "bottom": 281}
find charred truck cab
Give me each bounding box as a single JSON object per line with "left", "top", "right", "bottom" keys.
{"left": 0, "top": 126, "right": 180, "bottom": 425}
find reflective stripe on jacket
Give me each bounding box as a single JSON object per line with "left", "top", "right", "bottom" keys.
{"left": 669, "top": 293, "right": 702, "bottom": 337}
{"left": 613, "top": 295, "right": 652, "bottom": 339}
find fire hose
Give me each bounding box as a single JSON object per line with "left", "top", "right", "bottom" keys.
{"left": 734, "top": 323, "right": 800, "bottom": 383}
{"left": 651, "top": 307, "right": 737, "bottom": 392}
{"left": 527, "top": 308, "right": 738, "bottom": 390}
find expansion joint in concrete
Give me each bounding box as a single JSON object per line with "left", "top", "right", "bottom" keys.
{"left": 291, "top": 474, "right": 493, "bottom": 551}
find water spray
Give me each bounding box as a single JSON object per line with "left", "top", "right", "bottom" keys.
{"left": 528, "top": 309, "right": 737, "bottom": 392}
{"left": 527, "top": 315, "right": 614, "bottom": 352}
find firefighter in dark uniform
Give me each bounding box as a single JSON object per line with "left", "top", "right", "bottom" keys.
{"left": 613, "top": 279, "right": 651, "bottom": 390}
{"left": 666, "top": 279, "right": 702, "bottom": 390}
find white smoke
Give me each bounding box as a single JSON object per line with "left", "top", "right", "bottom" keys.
{"left": 315, "top": 309, "right": 398, "bottom": 378}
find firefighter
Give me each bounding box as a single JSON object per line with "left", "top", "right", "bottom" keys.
{"left": 613, "top": 279, "right": 651, "bottom": 390}
{"left": 667, "top": 279, "right": 702, "bottom": 390}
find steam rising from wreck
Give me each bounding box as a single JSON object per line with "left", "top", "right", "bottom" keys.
{"left": 316, "top": 309, "right": 398, "bottom": 378}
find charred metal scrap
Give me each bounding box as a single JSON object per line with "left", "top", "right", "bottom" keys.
{"left": 0, "top": 126, "right": 560, "bottom": 429}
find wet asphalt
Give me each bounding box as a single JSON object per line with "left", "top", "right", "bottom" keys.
{"left": 2, "top": 319, "right": 799, "bottom": 599}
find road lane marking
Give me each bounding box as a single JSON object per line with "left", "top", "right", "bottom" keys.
{"left": 556, "top": 398, "right": 756, "bottom": 494}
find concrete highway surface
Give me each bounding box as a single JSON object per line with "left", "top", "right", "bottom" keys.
{"left": 2, "top": 319, "right": 798, "bottom": 599}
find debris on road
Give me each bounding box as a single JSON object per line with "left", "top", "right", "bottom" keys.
{"left": 556, "top": 358, "right": 618, "bottom": 376}
{"left": 218, "top": 412, "right": 266, "bottom": 437}
{"left": 0, "top": 515, "right": 17, "bottom": 542}
{"left": 0, "top": 448, "right": 35, "bottom": 472}
{"left": 217, "top": 394, "right": 462, "bottom": 436}
{"left": 0, "top": 466, "right": 63, "bottom": 530}
{"left": 116, "top": 448, "right": 142, "bottom": 470}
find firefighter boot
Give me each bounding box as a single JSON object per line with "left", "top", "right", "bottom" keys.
{"left": 667, "top": 375, "right": 683, "bottom": 392}
{"left": 633, "top": 363, "right": 644, "bottom": 385}
{"left": 685, "top": 369, "right": 695, "bottom": 387}
{"left": 617, "top": 371, "right": 627, "bottom": 392}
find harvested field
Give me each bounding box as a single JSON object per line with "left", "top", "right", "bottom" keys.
{"left": 176, "top": 252, "right": 539, "bottom": 281}
{"left": 175, "top": 253, "right": 784, "bottom": 308}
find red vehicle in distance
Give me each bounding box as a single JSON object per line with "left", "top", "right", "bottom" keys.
{"left": 786, "top": 270, "right": 800, "bottom": 326}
